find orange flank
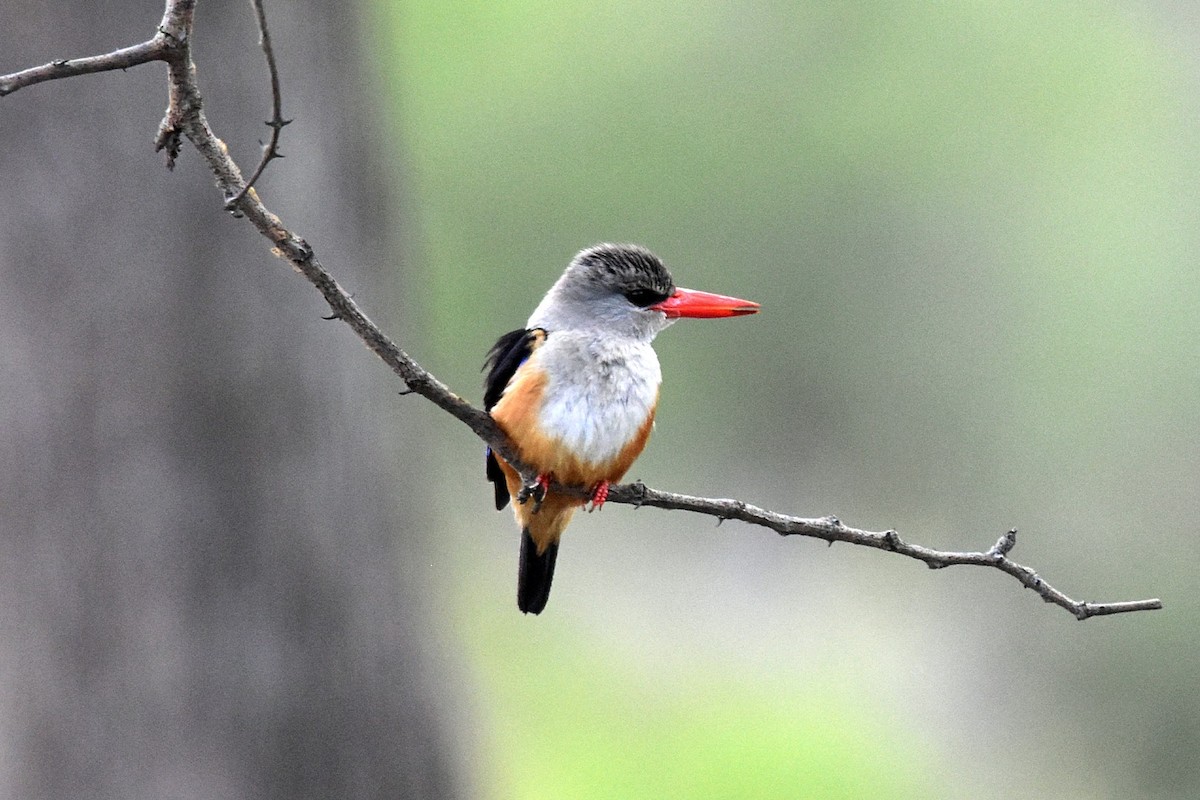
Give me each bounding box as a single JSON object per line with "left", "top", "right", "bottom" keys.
{"left": 490, "top": 366, "right": 657, "bottom": 556}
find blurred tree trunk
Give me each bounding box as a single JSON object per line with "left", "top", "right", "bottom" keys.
{"left": 0, "top": 2, "right": 461, "bottom": 798}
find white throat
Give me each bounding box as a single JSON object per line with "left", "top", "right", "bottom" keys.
{"left": 530, "top": 330, "right": 661, "bottom": 465}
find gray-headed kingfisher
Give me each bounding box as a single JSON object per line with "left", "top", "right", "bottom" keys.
{"left": 484, "top": 244, "right": 760, "bottom": 614}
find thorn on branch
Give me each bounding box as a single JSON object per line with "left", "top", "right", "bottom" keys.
{"left": 716, "top": 499, "right": 747, "bottom": 527}
{"left": 397, "top": 388, "right": 415, "bottom": 397}
{"left": 321, "top": 311, "right": 343, "bottom": 321}
{"left": 52, "top": 59, "right": 70, "bottom": 68}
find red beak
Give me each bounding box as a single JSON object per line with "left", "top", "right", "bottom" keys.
{"left": 649, "top": 287, "right": 761, "bottom": 319}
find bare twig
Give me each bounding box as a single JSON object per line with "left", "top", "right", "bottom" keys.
{"left": 0, "top": 36, "right": 164, "bottom": 98}
{"left": 224, "top": 0, "right": 290, "bottom": 210}
{"left": 599, "top": 486, "right": 1162, "bottom": 620}
{"left": 0, "top": 0, "right": 1164, "bottom": 620}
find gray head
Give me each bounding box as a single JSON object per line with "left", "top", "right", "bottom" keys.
{"left": 527, "top": 244, "right": 678, "bottom": 340}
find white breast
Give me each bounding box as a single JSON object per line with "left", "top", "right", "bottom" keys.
{"left": 532, "top": 331, "right": 661, "bottom": 465}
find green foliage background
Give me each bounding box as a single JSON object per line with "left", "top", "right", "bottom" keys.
{"left": 374, "top": 2, "right": 1198, "bottom": 797}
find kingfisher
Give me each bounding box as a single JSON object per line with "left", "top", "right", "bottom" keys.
{"left": 483, "top": 243, "right": 760, "bottom": 614}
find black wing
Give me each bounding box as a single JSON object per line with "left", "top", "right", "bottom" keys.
{"left": 483, "top": 328, "right": 545, "bottom": 510}
{"left": 484, "top": 328, "right": 537, "bottom": 411}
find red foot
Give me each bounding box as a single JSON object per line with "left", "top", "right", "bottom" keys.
{"left": 532, "top": 473, "right": 551, "bottom": 512}
{"left": 588, "top": 480, "right": 610, "bottom": 512}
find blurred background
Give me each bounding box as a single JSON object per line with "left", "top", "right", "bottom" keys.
{"left": 1, "top": 0, "right": 1196, "bottom": 798}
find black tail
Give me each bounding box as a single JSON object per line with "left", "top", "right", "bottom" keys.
{"left": 517, "top": 528, "right": 558, "bottom": 615}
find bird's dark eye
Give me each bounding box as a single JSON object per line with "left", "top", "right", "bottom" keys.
{"left": 622, "top": 287, "right": 670, "bottom": 307}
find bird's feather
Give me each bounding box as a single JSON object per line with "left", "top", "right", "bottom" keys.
{"left": 483, "top": 328, "right": 547, "bottom": 509}
{"left": 517, "top": 526, "right": 559, "bottom": 614}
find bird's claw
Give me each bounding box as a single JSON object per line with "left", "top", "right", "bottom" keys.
{"left": 587, "top": 481, "right": 610, "bottom": 512}
{"left": 517, "top": 473, "right": 551, "bottom": 513}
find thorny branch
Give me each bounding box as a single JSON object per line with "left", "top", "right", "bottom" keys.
{"left": 223, "top": 0, "right": 289, "bottom": 210}
{"left": 0, "top": 40, "right": 161, "bottom": 97}
{"left": 0, "top": 0, "right": 1163, "bottom": 620}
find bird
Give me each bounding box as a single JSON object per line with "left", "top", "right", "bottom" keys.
{"left": 483, "top": 243, "right": 760, "bottom": 614}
